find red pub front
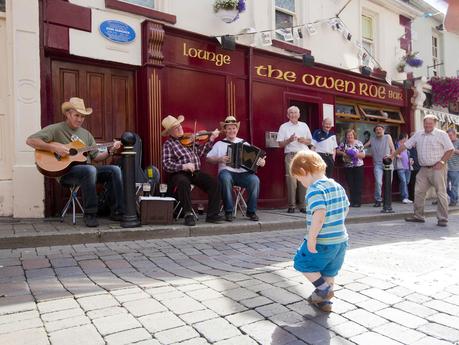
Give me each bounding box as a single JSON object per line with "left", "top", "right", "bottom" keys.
{"left": 138, "top": 22, "right": 410, "bottom": 209}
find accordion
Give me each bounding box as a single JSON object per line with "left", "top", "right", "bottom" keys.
{"left": 225, "top": 141, "right": 266, "bottom": 173}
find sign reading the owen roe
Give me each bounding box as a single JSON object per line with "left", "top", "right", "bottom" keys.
{"left": 252, "top": 56, "right": 404, "bottom": 106}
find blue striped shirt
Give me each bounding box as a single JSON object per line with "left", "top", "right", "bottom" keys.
{"left": 305, "top": 178, "right": 350, "bottom": 245}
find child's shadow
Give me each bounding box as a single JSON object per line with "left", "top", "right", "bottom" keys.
{"left": 270, "top": 306, "right": 335, "bottom": 345}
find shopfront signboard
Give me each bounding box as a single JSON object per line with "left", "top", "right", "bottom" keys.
{"left": 99, "top": 20, "right": 136, "bottom": 43}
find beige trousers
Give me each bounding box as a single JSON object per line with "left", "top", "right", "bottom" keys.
{"left": 414, "top": 166, "right": 449, "bottom": 221}
{"left": 284, "top": 153, "right": 306, "bottom": 209}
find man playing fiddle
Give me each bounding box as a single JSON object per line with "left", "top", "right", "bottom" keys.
{"left": 161, "top": 115, "right": 223, "bottom": 226}
{"left": 26, "top": 97, "right": 123, "bottom": 227}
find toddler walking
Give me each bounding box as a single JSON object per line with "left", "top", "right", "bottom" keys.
{"left": 290, "top": 150, "right": 350, "bottom": 312}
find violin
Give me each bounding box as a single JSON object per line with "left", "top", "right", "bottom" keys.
{"left": 179, "top": 130, "right": 219, "bottom": 147}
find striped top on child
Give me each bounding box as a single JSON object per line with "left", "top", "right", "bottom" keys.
{"left": 305, "top": 178, "right": 350, "bottom": 245}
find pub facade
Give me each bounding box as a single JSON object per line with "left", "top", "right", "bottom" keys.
{"left": 2, "top": 0, "right": 420, "bottom": 217}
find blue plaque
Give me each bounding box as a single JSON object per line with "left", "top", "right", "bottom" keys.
{"left": 99, "top": 20, "right": 136, "bottom": 43}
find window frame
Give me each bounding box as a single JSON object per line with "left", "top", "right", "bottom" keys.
{"left": 335, "top": 98, "right": 405, "bottom": 124}
{"left": 432, "top": 32, "right": 440, "bottom": 77}
{"left": 361, "top": 11, "right": 377, "bottom": 66}
{"left": 335, "top": 101, "right": 362, "bottom": 121}
{"left": 104, "top": 0, "right": 176, "bottom": 24}
{"left": 117, "top": 0, "right": 154, "bottom": 10}
{"left": 274, "top": 0, "right": 297, "bottom": 41}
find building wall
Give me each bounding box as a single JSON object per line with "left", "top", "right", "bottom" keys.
{"left": 6, "top": 0, "right": 424, "bottom": 217}
{"left": 66, "top": 0, "right": 416, "bottom": 80}
{"left": 412, "top": 11, "right": 459, "bottom": 79}
{"left": 1, "top": 0, "right": 43, "bottom": 217}
{"left": 442, "top": 31, "right": 459, "bottom": 77}
{"left": 0, "top": 10, "right": 13, "bottom": 216}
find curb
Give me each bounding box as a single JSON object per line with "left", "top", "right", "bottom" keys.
{"left": 1, "top": 209, "right": 458, "bottom": 249}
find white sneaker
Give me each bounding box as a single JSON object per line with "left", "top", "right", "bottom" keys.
{"left": 402, "top": 198, "right": 413, "bottom": 204}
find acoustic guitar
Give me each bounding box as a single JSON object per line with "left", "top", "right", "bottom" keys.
{"left": 35, "top": 141, "right": 114, "bottom": 177}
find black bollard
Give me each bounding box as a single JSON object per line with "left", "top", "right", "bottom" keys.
{"left": 121, "top": 132, "right": 141, "bottom": 228}
{"left": 381, "top": 156, "right": 395, "bottom": 213}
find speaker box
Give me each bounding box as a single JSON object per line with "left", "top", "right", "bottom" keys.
{"left": 221, "top": 35, "right": 236, "bottom": 51}
{"left": 302, "top": 54, "right": 315, "bottom": 67}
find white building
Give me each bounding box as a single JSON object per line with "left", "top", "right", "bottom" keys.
{"left": 1, "top": 0, "right": 449, "bottom": 217}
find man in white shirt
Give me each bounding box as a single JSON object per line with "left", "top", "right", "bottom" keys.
{"left": 277, "top": 106, "right": 312, "bottom": 213}
{"left": 392, "top": 115, "right": 454, "bottom": 227}
{"left": 312, "top": 118, "right": 337, "bottom": 178}
{"left": 207, "top": 116, "right": 266, "bottom": 222}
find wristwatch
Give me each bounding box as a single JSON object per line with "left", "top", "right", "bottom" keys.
{"left": 439, "top": 160, "right": 445, "bottom": 165}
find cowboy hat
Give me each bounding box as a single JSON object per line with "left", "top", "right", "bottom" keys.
{"left": 61, "top": 97, "right": 93, "bottom": 116}
{"left": 161, "top": 115, "right": 185, "bottom": 136}
{"left": 220, "top": 115, "right": 240, "bottom": 130}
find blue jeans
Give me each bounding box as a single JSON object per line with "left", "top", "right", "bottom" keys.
{"left": 374, "top": 163, "right": 393, "bottom": 202}
{"left": 219, "top": 169, "right": 260, "bottom": 214}
{"left": 397, "top": 169, "right": 411, "bottom": 200}
{"left": 60, "top": 165, "right": 124, "bottom": 215}
{"left": 447, "top": 170, "right": 459, "bottom": 203}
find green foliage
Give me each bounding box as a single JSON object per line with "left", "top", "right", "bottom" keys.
{"left": 213, "top": 0, "right": 239, "bottom": 12}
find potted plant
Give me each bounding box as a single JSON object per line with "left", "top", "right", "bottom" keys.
{"left": 213, "top": 0, "right": 246, "bottom": 23}
{"left": 429, "top": 76, "right": 459, "bottom": 107}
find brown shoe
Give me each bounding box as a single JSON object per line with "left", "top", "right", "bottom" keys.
{"left": 437, "top": 219, "right": 448, "bottom": 227}
{"left": 405, "top": 216, "right": 425, "bottom": 223}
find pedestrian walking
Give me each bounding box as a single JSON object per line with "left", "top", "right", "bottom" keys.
{"left": 447, "top": 128, "right": 459, "bottom": 206}
{"left": 290, "top": 150, "right": 349, "bottom": 313}
{"left": 407, "top": 131, "right": 420, "bottom": 201}
{"left": 394, "top": 133, "right": 412, "bottom": 204}
{"left": 392, "top": 115, "right": 454, "bottom": 227}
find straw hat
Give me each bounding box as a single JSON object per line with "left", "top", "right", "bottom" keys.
{"left": 61, "top": 97, "right": 93, "bottom": 116}
{"left": 220, "top": 115, "right": 240, "bottom": 130}
{"left": 161, "top": 115, "right": 185, "bottom": 136}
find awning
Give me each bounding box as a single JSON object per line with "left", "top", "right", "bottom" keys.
{"left": 420, "top": 107, "right": 459, "bottom": 125}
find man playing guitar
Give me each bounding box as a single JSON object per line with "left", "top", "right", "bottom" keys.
{"left": 26, "top": 97, "right": 123, "bottom": 227}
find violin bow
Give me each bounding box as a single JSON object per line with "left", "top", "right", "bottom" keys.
{"left": 192, "top": 120, "right": 197, "bottom": 153}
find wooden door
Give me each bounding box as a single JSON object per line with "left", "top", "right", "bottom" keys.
{"left": 46, "top": 60, "right": 136, "bottom": 216}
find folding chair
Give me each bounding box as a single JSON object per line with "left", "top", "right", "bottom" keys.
{"left": 60, "top": 184, "right": 84, "bottom": 225}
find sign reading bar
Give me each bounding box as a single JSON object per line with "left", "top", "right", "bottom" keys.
{"left": 99, "top": 20, "right": 136, "bottom": 43}
{"left": 253, "top": 63, "right": 404, "bottom": 104}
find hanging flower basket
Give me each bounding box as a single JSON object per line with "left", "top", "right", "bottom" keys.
{"left": 397, "top": 51, "right": 423, "bottom": 72}
{"left": 429, "top": 77, "right": 459, "bottom": 107}
{"left": 213, "top": 0, "right": 246, "bottom": 23}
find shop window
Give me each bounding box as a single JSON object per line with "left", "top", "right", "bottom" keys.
{"left": 335, "top": 121, "right": 399, "bottom": 147}
{"left": 334, "top": 98, "right": 404, "bottom": 148}
{"left": 275, "top": 0, "right": 296, "bottom": 41}
{"left": 359, "top": 105, "right": 404, "bottom": 124}
{"left": 0, "top": 0, "right": 5, "bottom": 12}
{"left": 335, "top": 102, "right": 361, "bottom": 121}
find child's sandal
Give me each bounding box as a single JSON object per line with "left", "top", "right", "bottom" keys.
{"left": 308, "top": 298, "right": 333, "bottom": 312}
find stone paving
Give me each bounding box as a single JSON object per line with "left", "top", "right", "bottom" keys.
{"left": 0, "top": 214, "right": 459, "bottom": 344}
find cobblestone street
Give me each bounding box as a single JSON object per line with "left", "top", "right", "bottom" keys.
{"left": 1, "top": 215, "right": 458, "bottom": 345}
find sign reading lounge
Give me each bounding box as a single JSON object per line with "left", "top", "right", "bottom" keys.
{"left": 183, "top": 42, "right": 231, "bottom": 67}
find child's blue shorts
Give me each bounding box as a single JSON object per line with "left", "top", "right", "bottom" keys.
{"left": 293, "top": 240, "right": 348, "bottom": 277}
